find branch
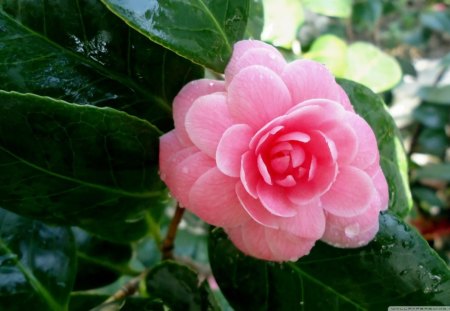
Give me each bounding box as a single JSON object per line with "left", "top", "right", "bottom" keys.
{"left": 161, "top": 204, "right": 186, "bottom": 260}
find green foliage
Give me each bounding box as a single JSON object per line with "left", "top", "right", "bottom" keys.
{"left": 209, "top": 212, "right": 450, "bottom": 311}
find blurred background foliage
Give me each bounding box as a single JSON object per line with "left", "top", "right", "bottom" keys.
{"left": 253, "top": 0, "right": 450, "bottom": 266}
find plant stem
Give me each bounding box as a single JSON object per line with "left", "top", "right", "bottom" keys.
{"left": 161, "top": 204, "right": 185, "bottom": 260}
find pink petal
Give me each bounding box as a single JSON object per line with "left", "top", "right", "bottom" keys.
{"left": 228, "top": 65, "right": 292, "bottom": 129}
{"left": 162, "top": 146, "right": 198, "bottom": 193}
{"left": 281, "top": 60, "right": 341, "bottom": 105}
{"left": 185, "top": 93, "right": 234, "bottom": 158}
{"left": 257, "top": 182, "right": 297, "bottom": 217}
{"left": 321, "top": 166, "right": 375, "bottom": 217}
{"left": 305, "top": 130, "right": 337, "bottom": 164}
{"left": 372, "top": 167, "right": 389, "bottom": 211}
{"left": 225, "top": 40, "right": 284, "bottom": 85}
{"left": 346, "top": 114, "right": 379, "bottom": 170}
{"left": 169, "top": 152, "right": 215, "bottom": 207}
{"left": 257, "top": 155, "right": 272, "bottom": 185}
{"left": 236, "top": 182, "right": 278, "bottom": 228}
{"left": 240, "top": 151, "right": 260, "bottom": 198}
{"left": 189, "top": 168, "right": 249, "bottom": 227}
{"left": 321, "top": 204, "right": 380, "bottom": 248}
{"left": 173, "top": 79, "right": 225, "bottom": 145}
{"left": 264, "top": 228, "right": 316, "bottom": 262}
{"left": 216, "top": 124, "right": 254, "bottom": 177}
{"left": 337, "top": 85, "right": 355, "bottom": 112}
{"left": 278, "top": 198, "right": 325, "bottom": 239}
{"left": 159, "top": 131, "right": 185, "bottom": 181}
{"left": 320, "top": 122, "right": 358, "bottom": 165}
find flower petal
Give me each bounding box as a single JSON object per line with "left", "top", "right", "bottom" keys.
{"left": 240, "top": 151, "right": 260, "bottom": 198}
{"left": 225, "top": 40, "right": 284, "bottom": 85}
{"left": 264, "top": 229, "right": 316, "bottom": 262}
{"left": 321, "top": 205, "right": 380, "bottom": 248}
{"left": 372, "top": 167, "right": 389, "bottom": 211}
{"left": 337, "top": 84, "right": 355, "bottom": 112}
{"left": 161, "top": 146, "right": 198, "bottom": 193}
{"left": 173, "top": 79, "right": 225, "bottom": 145}
{"left": 281, "top": 60, "right": 341, "bottom": 105}
{"left": 189, "top": 168, "right": 249, "bottom": 227}
{"left": 159, "top": 131, "right": 185, "bottom": 181}
{"left": 321, "top": 122, "right": 358, "bottom": 165}
{"left": 216, "top": 124, "right": 254, "bottom": 177}
{"left": 185, "top": 93, "right": 234, "bottom": 158}
{"left": 346, "top": 114, "right": 379, "bottom": 170}
{"left": 257, "top": 182, "right": 297, "bottom": 217}
{"left": 228, "top": 65, "right": 292, "bottom": 129}
{"left": 321, "top": 166, "right": 375, "bottom": 217}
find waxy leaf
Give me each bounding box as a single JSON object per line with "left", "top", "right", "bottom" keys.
{"left": 100, "top": 0, "right": 250, "bottom": 72}
{"left": 209, "top": 212, "right": 450, "bottom": 311}
{"left": 0, "top": 208, "right": 76, "bottom": 311}
{"left": 338, "top": 79, "right": 412, "bottom": 217}
{"left": 0, "top": 2, "right": 203, "bottom": 131}
{"left": 146, "top": 261, "right": 220, "bottom": 311}
{"left": 0, "top": 91, "right": 163, "bottom": 239}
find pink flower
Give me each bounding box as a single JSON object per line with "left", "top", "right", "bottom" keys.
{"left": 159, "top": 40, "right": 389, "bottom": 262}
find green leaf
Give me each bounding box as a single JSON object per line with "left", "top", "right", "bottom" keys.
{"left": 146, "top": 261, "right": 220, "bottom": 311}
{"left": 338, "top": 79, "right": 412, "bottom": 217}
{"left": 0, "top": 91, "right": 163, "bottom": 239}
{"left": 304, "top": 34, "right": 348, "bottom": 76}
{"left": 418, "top": 86, "right": 450, "bottom": 105}
{"left": 0, "top": 208, "right": 76, "bottom": 311}
{"left": 69, "top": 294, "right": 169, "bottom": 311}
{"left": 417, "top": 128, "right": 449, "bottom": 158}
{"left": 261, "top": 0, "right": 304, "bottom": 48}
{"left": 420, "top": 11, "right": 450, "bottom": 34}
{"left": 303, "top": 0, "right": 352, "bottom": 18}
{"left": 344, "top": 42, "right": 402, "bottom": 93}
{"left": 415, "top": 164, "right": 450, "bottom": 182}
{"left": 245, "top": 0, "right": 264, "bottom": 39}
{"left": 72, "top": 228, "right": 137, "bottom": 291}
{"left": 209, "top": 212, "right": 450, "bottom": 311}
{"left": 0, "top": 2, "right": 203, "bottom": 131}
{"left": 100, "top": 0, "right": 250, "bottom": 72}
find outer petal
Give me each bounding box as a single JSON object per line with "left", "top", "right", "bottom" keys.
{"left": 281, "top": 60, "right": 341, "bottom": 105}
{"left": 321, "top": 166, "right": 375, "bottom": 217}
{"left": 372, "top": 167, "right": 389, "bottom": 211}
{"left": 173, "top": 79, "right": 225, "bottom": 145}
{"left": 169, "top": 152, "right": 215, "bottom": 207}
{"left": 216, "top": 124, "right": 254, "bottom": 177}
{"left": 159, "top": 131, "right": 186, "bottom": 181}
{"left": 228, "top": 65, "right": 292, "bottom": 129}
{"left": 225, "top": 40, "right": 284, "bottom": 85}
{"left": 189, "top": 168, "right": 249, "bottom": 227}
{"left": 337, "top": 84, "right": 355, "bottom": 112}
{"left": 321, "top": 205, "right": 380, "bottom": 248}
{"left": 185, "top": 93, "right": 234, "bottom": 158}
{"left": 161, "top": 146, "right": 198, "bottom": 193}
{"left": 320, "top": 122, "right": 358, "bottom": 165}
{"left": 265, "top": 229, "right": 316, "bottom": 262}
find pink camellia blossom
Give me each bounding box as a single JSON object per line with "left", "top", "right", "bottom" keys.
{"left": 159, "top": 40, "right": 389, "bottom": 262}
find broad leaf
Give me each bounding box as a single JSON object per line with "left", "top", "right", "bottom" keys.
{"left": 338, "top": 79, "right": 412, "bottom": 217}
{"left": 344, "top": 42, "right": 402, "bottom": 93}
{"left": 72, "top": 228, "right": 136, "bottom": 291}
{"left": 418, "top": 86, "right": 450, "bottom": 105}
{"left": 261, "top": 0, "right": 304, "bottom": 48}
{"left": 0, "top": 2, "right": 203, "bottom": 131}
{"left": 304, "top": 34, "right": 348, "bottom": 76}
{"left": 303, "top": 0, "right": 352, "bottom": 18}
{"left": 146, "top": 261, "right": 220, "bottom": 311}
{"left": 415, "top": 164, "right": 450, "bottom": 182}
{"left": 209, "top": 212, "right": 450, "bottom": 311}
{"left": 245, "top": 0, "right": 264, "bottom": 39}
{"left": 100, "top": 0, "right": 250, "bottom": 72}
{"left": 0, "top": 91, "right": 163, "bottom": 239}
{"left": 0, "top": 208, "right": 76, "bottom": 311}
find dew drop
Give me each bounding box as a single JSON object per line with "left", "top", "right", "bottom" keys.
{"left": 209, "top": 82, "right": 215, "bottom": 87}
{"left": 399, "top": 269, "right": 409, "bottom": 276}
{"left": 344, "top": 223, "right": 360, "bottom": 238}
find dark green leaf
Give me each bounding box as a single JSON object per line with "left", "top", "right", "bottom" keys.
{"left": 146, "top": 261, "right": 220, "bottom": 311}
{"left": 0, "top": 2, "right": 203, "bottom": 131}
{"left": 338, "top": 79, "right": 412, "bottom": 217}
{"left": 72, "top": 228, "right": 136, "bottom": 291}
{"left": 0, "top": 208, "right": 76, "bottom": 311}
{"left": 100, "top": 0, "right": 250, "bottom": 72}
{"left": 351, "top": 0, "right": 383, "bottom": 31}
{"left": 209, "top": 212, "right": 450, "bottom": 311}
{"left": 69, "top": 294, "right": 169, "bottom": 311}
{"left": 413, "top": 103, "right": 449, "bottom": 128}
{"left": 420, "top": 11, "right": 450, "bottom": 34}
{"left": 415, "top": 164, "right": 450, "bottom": 182}
{"left": 418, "top": 86, "right": 450, "bottom": 105}
{"left": 245, "top": 0, "right": 264, "bottom": 39}
{"left": 417, "top": 128, "right": 449, "bottom": 158}
{"left": 0, "top": 91, "right": 163, "bottom": 239}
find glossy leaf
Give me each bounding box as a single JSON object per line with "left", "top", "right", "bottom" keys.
{"left": 146, "top": 261, "right": 220, "bottom": 311}
{"left": 344, "top": 42, "right": 402, "bottom": 93}
{"left": 261, "top": 0, "right": 304, "bottom": 48}
{"left": 0, "top": 2, "right": 203, "bottom": 131}
{"left": 0, "top": 208, "right": 76, "bottom": 311}
{"left": 209, "top": 212, "right": 450, "bottom": 311}
{"left": 418, "top": 86, "right": 450, "bottom": 105}
{"left": 415, "top": 164, "right": 450, "bottom": 182}
{"left": 338, "top": 79, "right": 412, "bottom": 217}
{"left": 100, "top": 0, "right": 250, "bottom": 72}
{"left": 303, "top": 0, "right": 352, "bottom": 18}
{"left": 69, "top": 294, "right": 169, "bottom": 311}
{"left": 0, "top": 91, "right": 163, "bottom": 239}
{"left": 72, "top": 228, "right": 136, "bottom": 291}
{"left": 304, "top": 34, "right": 348, "bottom": 76}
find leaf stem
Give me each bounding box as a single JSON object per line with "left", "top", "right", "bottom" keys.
{"left": 101, "top": 269, "right": 149, "bottom": 306}
{"left": 161, "top": 204, "right": 185, "bottom": 260}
